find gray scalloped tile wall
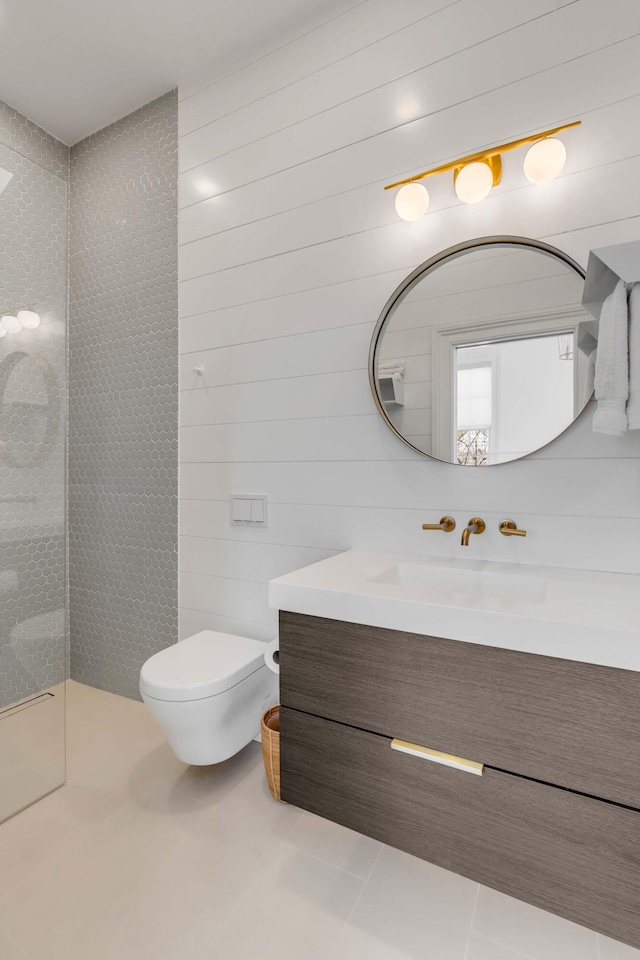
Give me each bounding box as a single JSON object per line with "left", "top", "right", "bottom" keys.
{"left": 69, "top": 90, "right": 178, "bottom": 700}
{"left": 0, "top": 101, "right": 69, "bottom": 707}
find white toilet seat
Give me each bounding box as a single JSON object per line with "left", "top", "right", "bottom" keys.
{"left": 140, "top": 630, "right": 267, "bottom": 702}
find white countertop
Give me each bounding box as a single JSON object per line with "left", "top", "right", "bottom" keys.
{"left": 269, "top": 550, "right": 640, "bottom": 673}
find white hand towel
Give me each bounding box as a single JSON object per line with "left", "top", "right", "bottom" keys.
{"left": 593, "top": 279, "right": 629, "bottom": 435}
{"left": 626, "top": 284, "right": 640, "bottom": 429}
{"left": 378, "top": 360, "right": 405, "bottom": 378}
{"left": 583, "top": 346, "right": 597, "bottom": 405}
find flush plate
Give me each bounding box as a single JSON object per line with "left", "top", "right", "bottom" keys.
{"left": 230, "top": 494, "right": 268, "bottom": 527}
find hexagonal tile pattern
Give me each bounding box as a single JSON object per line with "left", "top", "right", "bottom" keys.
{"left": 68, "top": 91, "right": 178, "bottom": 701}
{"left": 0, "top": 100, "right": 68, "bottom": 708}
{"left": 0, "top": 99, "right": 69, "bottom": 180}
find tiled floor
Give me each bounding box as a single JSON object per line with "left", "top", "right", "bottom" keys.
{"left": 0, "top": 687, "right": 65, "bottom": 823}
{"left": 0, "top": 680, "right": 637, "bottom": 960}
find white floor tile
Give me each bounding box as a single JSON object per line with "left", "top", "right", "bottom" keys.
{"left": 65, "top": 678, "right": 117, "bottom": 710}
{"left": 0, "top": 796, "right": 80, "bottom": 902}
{"left": 43, "top": 735, "right": 189, "bottom": 837}
{"left": 150, "top": 763, "right": 299, "bottom": 920}
{"left": 287, "top": 809, "right": 382, "bottom": 879}
{"left": 162, "top": 739, "right": 262, "bottom": 806}
{"left": 65, "top": 692, "right": 164, "bottom": 782}
{"left": 0, "top": 931, "right": 30, "bottom": 959}
{"left": 599, "top": 936, "right": 640, "bottom": 959}
{"left": 197, "top": 846, "right": 364, "bottom": 960}
{"left": 87, "top": 786, "right": 210, "bottom": 871}
{"left": 332, "top": 846, "right": 478, "bottom": 960}
{"left": 467, "top": 932, "right": 532, "bottom": 960}
{"left": 65, "top": 876, "right": 218, "bottom": 960}
{"left": 472, "top": 887, "right": 599, "bottom": 960}
{"left": 0, "top": 831, "right": 135, "bottom": 959}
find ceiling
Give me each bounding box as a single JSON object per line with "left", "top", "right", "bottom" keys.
{"left": 0, "top": 0, "right": 355, "bottom": 145}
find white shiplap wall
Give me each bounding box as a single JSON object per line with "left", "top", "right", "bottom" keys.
{"left": 178, "top": 0, "right": 640, "bottom": 642}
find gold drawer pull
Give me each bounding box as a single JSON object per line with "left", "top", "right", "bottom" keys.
{"left": 391, "top": 738, "right": 483, "bottom": 776}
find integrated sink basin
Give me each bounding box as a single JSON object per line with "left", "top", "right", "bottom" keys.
{"left": 370, "top": 558, "right": 546, "bottom": 602}
{"left": 269, "top": 549, "right": 640, "bottom": 672}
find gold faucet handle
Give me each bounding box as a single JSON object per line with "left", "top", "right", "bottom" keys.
{"left": 499, "top": 519, "right": 527, "bottom": 538}
{"left": 422, "top": 516, "right": 456, "bottom": 533}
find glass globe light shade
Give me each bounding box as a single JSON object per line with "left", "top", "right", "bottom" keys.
{"left": 0, "top": 314, "right": 22, "bottom": 333}
{"left": 395, "top": 182, "right": 430, "bottom": 221}
{"left": 0, "top": 326, "right": 5, "bottom": 338}
{"left": 454, "top": 161, "right": 494, "bottom": 204}
{"left": 523, "top": 137, "right": 566, "bottom": 183}
{"left": 17, "top": 310, "right": 40, "bottom": 329}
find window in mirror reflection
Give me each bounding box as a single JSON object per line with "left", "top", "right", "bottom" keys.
{"left": 456, "top": 357, "right": 492, "bottom": 465}
{"left": 454, "top": 333, "right": 575, "bottom": 465}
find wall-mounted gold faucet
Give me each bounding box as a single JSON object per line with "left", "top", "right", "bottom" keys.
{"left": 499, "top": 519, "right": 527, "bottom": 537}
{"left": 422, "top": 516, "right": 456, "bottom": 533}
{"left": 421, "top": 516, "right": 526, "bottom": 543}
{"left": 461, "top": 517, "right": 485, "bottom": 546}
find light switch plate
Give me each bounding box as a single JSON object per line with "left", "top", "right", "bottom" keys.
{"left": 230, "top": 494, "right": 269, "bottom": 527}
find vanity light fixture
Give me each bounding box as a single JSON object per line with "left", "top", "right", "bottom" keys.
{"left": 17, "top": 310, "right": 41, "bottom": 329}
{"left": 394, "top": 181, "right": 429, "bottom": 220}
{"left": 453, "top": 160, "right": 496, "bottom": 205}
{"left": 388, "top": 121, "right": 580, "bottom": 220}
{"left": 523, "top": 137, "right": 567, "bottom": 184}
{"left": 0, "top": 315, "right": 23, "bottom": 333}
{"left": 0, "top": 309, "right": 41, "bottom": 335}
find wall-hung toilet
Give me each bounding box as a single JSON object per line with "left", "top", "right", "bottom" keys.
{"left": 140, "top": 631, "right": 277, "bottom": 765}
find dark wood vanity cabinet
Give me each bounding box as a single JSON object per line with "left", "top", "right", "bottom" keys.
{"left": 279, "top": 611, "right": 640, "bottom": 950}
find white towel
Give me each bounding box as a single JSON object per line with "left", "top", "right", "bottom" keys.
{"left": 583, "top": 346, "right": 597, "bottom": 405}
{"left": 378, "top": 359, "right": 405, "bottom": 377}
{"left": 626, "top": 284, "right": 640, "bottom": 429}
{"left": 593, "top": 279, "right": 629, "bottom": 435}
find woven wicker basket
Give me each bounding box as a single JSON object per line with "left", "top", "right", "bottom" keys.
{"left": 261, "top": 705, "right": 281, "bottom": 801}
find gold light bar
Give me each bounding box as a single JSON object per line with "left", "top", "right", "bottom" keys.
{"left": 384, "top": 121, "right": 581, "bottom": 191}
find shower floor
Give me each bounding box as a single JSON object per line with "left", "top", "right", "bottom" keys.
{"left": 0, "top": 688, "right": 65, "bottom": 824}
{"left": 0, "top": 679, "right": 634, "bottom": 960}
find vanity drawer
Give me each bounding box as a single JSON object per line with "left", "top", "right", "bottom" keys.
{"left": 279, "top": 611, "right": 640, "bottom": 809}
{"left": 280, "top": 706, "right": 640, "bottom": 950}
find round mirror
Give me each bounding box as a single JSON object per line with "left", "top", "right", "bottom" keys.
{"left": 0, "top": 351, "right": 61, "bottom": 468}
{"left": 370, "top": 236, "right": 596, "bottom": 466}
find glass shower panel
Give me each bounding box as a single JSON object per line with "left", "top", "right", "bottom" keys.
{"left": 0, "top": 138, "right": 67, "bottom": 822}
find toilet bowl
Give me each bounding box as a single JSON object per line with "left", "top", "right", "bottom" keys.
{"left": 140, "top": 631, "right": 277, "bottom": 765}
